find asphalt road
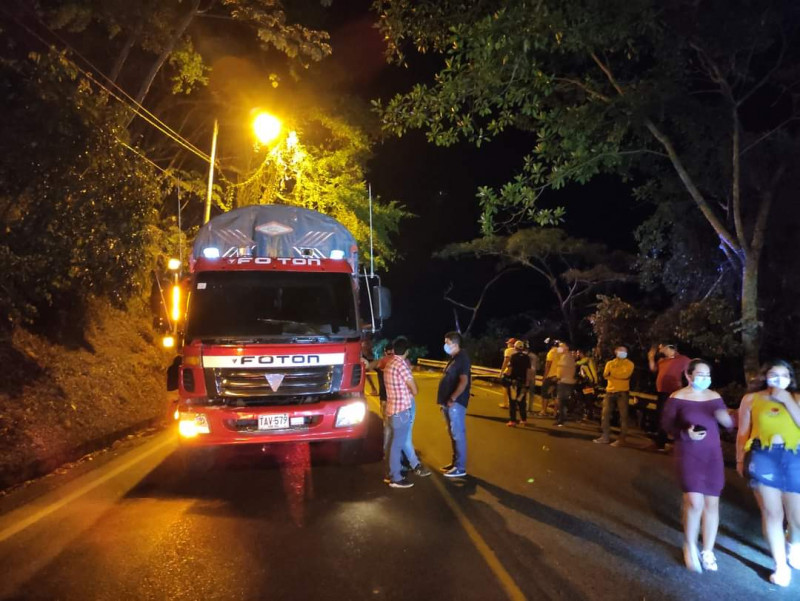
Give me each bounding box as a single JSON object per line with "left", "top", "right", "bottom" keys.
{"left": 0, "top": 372, "right": 796, "bottom": 600}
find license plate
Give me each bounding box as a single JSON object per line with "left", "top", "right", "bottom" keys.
{"left": 582, "top": 387, "right": 594, "bottom": 395}
{"left": 258, "top": 414, "right": 290, "bottom": 430}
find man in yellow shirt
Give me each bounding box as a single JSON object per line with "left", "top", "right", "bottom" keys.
{"left": 594, "top": 344, "right": 635, "bottom": 446}
{"left": 537, "top": 340, "right": 560, "bottom": 416}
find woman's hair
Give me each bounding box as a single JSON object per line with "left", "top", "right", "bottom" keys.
{"left": 683, "top": 359, "right": 710, "bottom": 385}
{"left": 748, "top": 359, "right": 798, "bottom": 392}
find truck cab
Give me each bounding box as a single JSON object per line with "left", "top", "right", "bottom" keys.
{"left": 169, "top": 205, "right": 387, "bottom": 451}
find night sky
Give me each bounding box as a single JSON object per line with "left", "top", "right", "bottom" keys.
{"left": 309, "top": 2, "right": 651, "bottom": 354}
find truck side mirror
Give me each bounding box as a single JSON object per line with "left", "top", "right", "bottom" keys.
{"left": 166, "top": 356, "right": 181, "bottom": 391}
{"left": 372, "top": 286, "right": 392, "bottom": 320}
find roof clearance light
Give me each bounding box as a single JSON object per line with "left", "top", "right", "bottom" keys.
{"left": 203, "top": 247, "right": 220, "bottom": 259}
{"left": 330, "top": 249, "right": 345, "bottom": 260}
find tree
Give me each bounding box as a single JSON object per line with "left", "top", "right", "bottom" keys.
{"left": 44, "top": 0, "right": 332, "bottom": 106}
{"left": 221, "top": 106, "right": 409, "bottom": 269}
{"left": 0, "top": 50, "right": 161, "bottom": 332}
{"left": 441, "top": 268, "right": 518, "bottom": 337}
{"left": 436, "top": 228, "right": 629, "bottom": 342}
{"left": 374, "top": 0, "right": 800, "bottom": 376}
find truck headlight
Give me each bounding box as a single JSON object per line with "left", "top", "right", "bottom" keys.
{"left": 335, "top": 402, "right": 366, "bottom": 428}
{"left": 178, "top": 413, "right": 210, "bottom": 437}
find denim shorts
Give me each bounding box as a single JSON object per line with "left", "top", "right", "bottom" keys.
{"left": 747, "top": 440, "right": 800, "bottom": 493}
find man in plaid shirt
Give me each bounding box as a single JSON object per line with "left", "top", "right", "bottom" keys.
{"left": 384, "top": 336, "right": 431, "bottom": 488}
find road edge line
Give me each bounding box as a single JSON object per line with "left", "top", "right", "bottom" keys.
{"left": 429, "top": 475, "right": 527, "bottom": 601}
{"left": 0, "top": 432, "right": 175, "bottom": 544}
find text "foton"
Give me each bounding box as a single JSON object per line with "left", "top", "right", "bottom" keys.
{"left": 235, "top": 355, "right": 321, "bottom": 365}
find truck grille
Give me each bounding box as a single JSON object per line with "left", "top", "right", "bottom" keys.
{"left": 211, "top": 366, "right": 337, "bottom": 398}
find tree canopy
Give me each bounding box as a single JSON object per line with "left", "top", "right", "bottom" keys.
{"left": 374, "top": 0, "right": 800, "bottom": 375}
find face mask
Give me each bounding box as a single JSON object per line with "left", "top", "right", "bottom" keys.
{"left": 767, "top": 375, "right": 791, "bottom": 390}
{"left": 615, "top": 351, "right": 627, "bottom": 359}
{"left": 691, "top": 376, "right": 711, "bottom": 391}
{"left": 557, "top": 347, "right": 565, "bottom": 354}
{"left": 443, "top": 343, "right": 454, "bottom": 355}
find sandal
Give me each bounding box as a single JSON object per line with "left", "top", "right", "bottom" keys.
{"left": 699, "top": 550, "right": 717, "bottom": 572}
{"left": 769, "top": 564, "right": 791, "bottom": 588}
{"left": 683, "top": 544, "right": 702, "bottom": 573}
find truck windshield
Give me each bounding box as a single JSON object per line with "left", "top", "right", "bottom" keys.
{"left": 185, "top": 271, "right": 358, "bottom": 340}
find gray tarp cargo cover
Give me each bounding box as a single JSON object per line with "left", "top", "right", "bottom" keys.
{"left": 193, "top": 205, "right": 358, "bottom": 272}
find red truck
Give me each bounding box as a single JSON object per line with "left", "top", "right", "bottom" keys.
{"left": 167, "top": 204, "right": 389, "bottom": 460}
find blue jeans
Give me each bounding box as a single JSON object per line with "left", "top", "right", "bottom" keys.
{"left": 388, "top": 408, "right": 419, "bottom": 482}
{"left": 442, "top": 403, "right": 467, "bottom": 471}
{"left": 384, "top": 399, "right": 416, "bottom": 464}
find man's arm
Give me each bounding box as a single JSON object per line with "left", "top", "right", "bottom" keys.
{"left": 447, "top": 374, "right": 469, "bottom": 405}
{"left": 647, "top": 347, "right": 658, "bottom": 373}
{"left": 403, "top": 363, "right": 418, "bottom": 396}
{"left": 406, "top": 375, "right": 418, "bottom": 397}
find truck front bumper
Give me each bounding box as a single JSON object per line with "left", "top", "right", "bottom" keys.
{"left": 175, "top": 398, "right": 368, "bottom": 446}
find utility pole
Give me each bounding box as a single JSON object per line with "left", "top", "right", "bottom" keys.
{"left": 203, "top": 119, "right": 219, "bottom": 224}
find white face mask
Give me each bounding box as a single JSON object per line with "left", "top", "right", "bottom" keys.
{"left": 767, "top": 375, "right": 791, "bottom": 390}
{"left": 691, "top": 376, "right": 711, "bottom": 391}
{"left": 615, "top": 351, "right": 627, "bottom": 359}
{"left": 557, "top": 347, "right": 565, "bottom": 354}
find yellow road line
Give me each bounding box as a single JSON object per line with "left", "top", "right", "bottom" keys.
{"left": 430, "top": 475, "right": 527, "bottom": 601}
{"left": 0, "top": 433, "right": 175, "bottom": 544}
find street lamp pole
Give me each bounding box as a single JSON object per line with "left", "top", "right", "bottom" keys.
{"left": 203, "top": 118, "right": 219, "bottom": 224}
{"left": 202, "top": 113, "right": 280, "bottom": 224}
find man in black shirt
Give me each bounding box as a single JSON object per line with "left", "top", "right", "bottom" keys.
{"left": 437, "top": 331, "right": 471, "bottom": 478}
{"left": 507, "top": 340, "right": 533, "bottom": 426}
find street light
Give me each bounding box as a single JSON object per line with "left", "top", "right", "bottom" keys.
{"left": 253, "top": 113, "right": 282, "bottom": 145}
{"left": 203, "top": 111, "right": 283, "bottom": 224}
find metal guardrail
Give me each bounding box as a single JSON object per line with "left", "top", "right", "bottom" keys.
{"left": 416, "top": 358, "right": 659, "bottom": 409}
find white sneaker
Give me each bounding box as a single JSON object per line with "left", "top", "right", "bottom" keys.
{"left": 770, "top": 564, "right": 791, "bottom": 587}
{"left": 787, "top": 542, "right": 800, "bottom": 570}
{"left": 700, "top": 550, "right": 717, "bottom": 572}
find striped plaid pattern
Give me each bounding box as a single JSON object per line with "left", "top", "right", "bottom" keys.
{"left": 384, "top": 356, "right": 413, "bottom": 416}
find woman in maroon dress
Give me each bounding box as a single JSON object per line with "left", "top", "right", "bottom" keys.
{"left": 661, "top": 359, "right": 734, "bottom": 573}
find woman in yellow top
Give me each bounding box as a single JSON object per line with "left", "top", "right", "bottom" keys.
{"left": 736, "top": 360, "right": 800, "bottom": 587}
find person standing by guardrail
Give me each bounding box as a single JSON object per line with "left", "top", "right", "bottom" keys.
{"left": 538, "top": 339, "right": 560, "bottom": 417}
{"left": 594, "top": 345, "right": 635, "bottom": 446}
{"left": 525, "top": 340, "right": 539, "bottom": 406}
{"left": 555, "top": 341, "right": 577, "bottom": 427}
{"left": 438, "top": 331, "right": 471, "bottom": 478}
{"left": 648, "top": 342, "right": 691, "bottom": 451}
{"left": 499, "top": 338, "right": 517, "bottom": 410}
{"left": 506, "top": 340, "right": 533, "bottom": 427}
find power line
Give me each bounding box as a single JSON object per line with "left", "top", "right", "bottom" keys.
{"left": 1, "top": 4, "right": 212, "bottom": 164}
{"left": 7, "top": 0, "right": 211, "bottom": 161}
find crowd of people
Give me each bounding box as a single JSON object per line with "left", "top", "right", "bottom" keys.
{"left": 364, "top": 333, "right": 800, "bottom": 587}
